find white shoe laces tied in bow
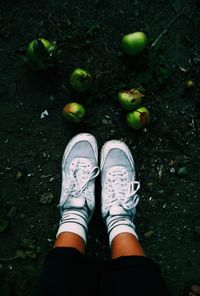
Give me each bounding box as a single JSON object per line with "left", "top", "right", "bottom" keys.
{"left": 59, "top": 159, "right": 99, "bottom": 209}
{"left": 105, "top": 168, "right": 140, "bottom": 213}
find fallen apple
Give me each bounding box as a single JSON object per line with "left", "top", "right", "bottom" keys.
{"left": 27, "top": 38, "right": 57, "bottom": 69}
{"left": 126, "top": 106, "right": 150, "bottom": 129}
{"left": 122, "top": 32, "right": 147, "bottom": 56}
{"left": 70, "top": 68, "right": 92, "bottom": 92}
{"left": 118, "top": 89, "right": 144, "bottom": 111}
{"left": 63, "top": 102, "right": 85, "bottom": 123}
{"left": 185, "top": 79, "right": 194, "bottom": 89}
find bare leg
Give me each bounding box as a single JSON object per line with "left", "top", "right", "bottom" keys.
{"left": 111, "top": 232, "right": 145, "bottom": 259}
{"left": 54, "top": 232, "right": 85, "bottom": 254}
{"left": 100, "top": 140, "right": 144, "bottom": 259}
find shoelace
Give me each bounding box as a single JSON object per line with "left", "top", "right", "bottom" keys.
{"left": 105, "top": 168, "right": 140, "bottom": 211}
{"left": 59, "top": 159, "right": 99, "bottom": 208}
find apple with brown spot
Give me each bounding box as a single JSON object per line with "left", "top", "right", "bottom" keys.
{"left": 118, "top": 89, "right": 144, "bottom": 111}
{"left": 63, "top": 102, "right": 85, "bottom": 123}
{"left": 126, "top": 106, "right": 150, "bottom": 129}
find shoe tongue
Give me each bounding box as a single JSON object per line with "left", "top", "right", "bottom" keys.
{"left": 65, "top": 197, "right": 85, "bottom": 209}
{"left": 109, "top": 205, "right": 127, "bottom": 216}
{"left": 76, "top": 158, "right": 91, "bottom": 169}
{"left": 110, "top": 165, "right": 126, "bottom": 174}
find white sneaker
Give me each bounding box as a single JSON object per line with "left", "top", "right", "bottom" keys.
{"left": 100, "top": 140, "right": 140, "bottom": 245}
{"left": 57, "top": 133, "right": 99, "bottom": 242}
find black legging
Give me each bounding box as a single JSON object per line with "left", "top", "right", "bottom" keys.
{"left": 33, "top": 247, "right": 169, "bottom": 296}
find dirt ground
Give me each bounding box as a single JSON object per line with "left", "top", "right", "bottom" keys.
{"left": 0, "top": 0, "right": 200, "bottom": 295}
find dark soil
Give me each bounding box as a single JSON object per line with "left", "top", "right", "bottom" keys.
{"left": 0, "top": 0, "right": 200, "bottom": 295}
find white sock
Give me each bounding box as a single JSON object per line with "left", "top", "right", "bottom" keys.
{"left": 56, "top": 208, "right": 89, "bottom": 244}
{"left": 106, "top": 214, "right": 138, "bottom": 246}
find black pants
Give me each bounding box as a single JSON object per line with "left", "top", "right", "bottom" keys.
{"left": 33, "top": 247, "right": 169, "bottom": 296}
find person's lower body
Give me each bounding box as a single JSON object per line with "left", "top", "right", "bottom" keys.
{"left": 33, "top": 133, "right": 169, "bottom": 296}
{"left": 33, "top": 247, "right": 169, "bottom": 296}
{"left": 33, "top": 247, "right": 100, "bottom": 296}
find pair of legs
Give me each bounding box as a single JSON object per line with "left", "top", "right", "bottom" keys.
{"left": 54, "top": 232, "right": 145, "bottom": 259}
{"left": 34, "top": 133, "right": 169, "bottom": 296}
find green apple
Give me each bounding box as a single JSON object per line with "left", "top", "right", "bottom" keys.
{"left": 118, "top": 89, "right": 144, "bottom": 111}
{"left": 185, "top": 79, "right": 194, "bottom": 89}
{"left": 63, "top": 102, "right": 85, "bottom": 123}
{"left": 126, "top": 106, "right": 150, "bottom": 129}
{"left": 27, "top": 38, "right": 57, "bottom": 69}
{"left": 70, "top": 68, "right": 92, "bottom": 92}
{"left": 122, "top": 32, "right": 147, "bottom": 56}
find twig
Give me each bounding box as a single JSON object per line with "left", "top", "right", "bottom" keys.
{"left": 158, "top": 164, "right": 164, "bottom": 181}
{"left": 0, "top": 256, "right": 18, "bottom": 262}
{"left": 40, "top": 174, "right": 53, "bottom": 179}
{"left": 151, "top": 8, "right": 185, "bottom": 49}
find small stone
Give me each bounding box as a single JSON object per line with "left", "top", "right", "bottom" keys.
{"left": 170, "top": 167, "right": 176, "bottom": 174}
{"left": 134, "top": 10, "right": 139, "bottom": 16}
{"left": 27, "top": 173, "right": 34, "bottom": 177}
{"left": 143, "top": 128, "right": 147, "bottom": 133}
{"left": 66, "top": 18, "right": 72, "bottom": 26}
{"left": 177, "top": 167, "right": 188, "bottom": 176}
{"left": 5, "top": 167, "right": 11, "bottom": 171}
{"left": 102, "top": 118, "right": 109, "bottom": 125}
{"left": 110, "top": 129, "right": 116, "bottom": 135}
{"left": 40, "top": 192, "right": 54, "bottom": 204}
{"left": 40, "top": 110, "right": 49, "bottom": 119}
{"left": 16, "top": 170, "right": 26, "bottom": 180}
{"left": 47, "top": 238, "right": 53, "bottom": 243}
{"left": 144, "top": 230, "right": 155, "bottom": 239}
{"left": 49, "top": 95, "right": 55, "bottom": 101}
